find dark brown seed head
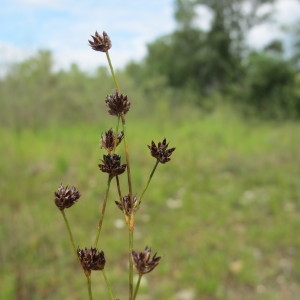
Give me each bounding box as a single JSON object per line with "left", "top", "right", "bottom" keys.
{"left": 98, "top": 154, "right": 126, "bottom": 177}
{"left": 54, "top": 184, "right": 80, "bottom": 210}
{"left": 148, "top": 138, "right": 176, "bottom": 164}
{"left": 100, "top": 128, "right": 124, "bottom": 152}
{"left": 115, "top": 194, "right": 138, "bottom": 216}
{"left": 88, "top": 31, "right": 111, "bottom": 52}
{"left": 105, "top": 91, "right": 131, "bottom": 116}
{"left": 132, "top": 246, "right": 161, "bottom": 275}
{"left": 77, "top": 247, "right": 106, "bottom": 276}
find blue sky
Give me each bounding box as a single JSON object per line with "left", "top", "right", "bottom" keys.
{"left": 0, "top": 0, "right": 299, "bottom": 74}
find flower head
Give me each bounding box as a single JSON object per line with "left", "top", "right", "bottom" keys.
{"left": 88, "top": 31, "right": 111, "bottom": 52}
{"left": 115, "top": 194, "right": 138, "bottom": 216}
{"left": 131, "top": 246, "right": 161, "bottom": 275}
{"left": 54, "top": 184, "right": 80, "bottom": 210}
{"left": 98, "top": 154, "right": 126, "bottom": 177}
{"left": 148, "top": 138, "right": 175, "bottom": 164}
{"left": 77, "top": 247, "right": 106, "bottom": 276}
{"left": 100, "top": 128, "right": 124, "bottom": 152}
{"left": 105, "top": 91, "right": 131, "bottom": 116}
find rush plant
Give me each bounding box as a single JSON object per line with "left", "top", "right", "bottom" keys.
{"left": 53, "top": 31, "right": 175, "bottom": 300}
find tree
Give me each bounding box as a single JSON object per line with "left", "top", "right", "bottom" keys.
{"left": 194, "top": 0, "right": 277, "bottom": 53}
{"left": 144, "top": 0, "right": 277, "bottom": 94}
{"left": 243, "top": 51, "right": 300, "bottom": 119}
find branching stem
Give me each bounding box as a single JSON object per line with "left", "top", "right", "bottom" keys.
{"left": 139, "top": 160, "right": 159, "bottom": 206}
{"left": 94, "top": 176, "right": 112, "bottom": 247}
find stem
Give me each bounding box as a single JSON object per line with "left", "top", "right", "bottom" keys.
{"left": 118, "top": 113, "right": 135, "bottom": 299}
{"left": 120, "top": 113, "right": 134, "bottom": 299}
{"left": 105, "top": 50, "right": 135, "bottom": 299}
{"left": 102, "top": 270, "right": 115, "bottom": 300}
{"left": 61, "top": 211, "right": 93, "bottom": 300}
{"left": 60, "top": 210, "right": 79, "bottom": 262}
{"left": 132, "top": 274, "right": 143, "bottom": 300}
{"left": 139, "top": 160, "right": 159, "bottom": 206}
{"left": 113, "top": 116, "right": 121, "bottom": 154}
{"left": 129, "top": 224, "right": 134, "bottom": 299}
{"left": 121, "top": 114, "right": 133, "bottom": 201}
{"left": 106, "top": 51, "right": 120, "bottom": 92}
{"left": 86, "top": 275, "right": 93, "bottom": 300}
{"left": 94, "top": 176, "right": 112, "bottom": 247}
{"left": 115, "top": 175, "right": 123, "bottom": 202}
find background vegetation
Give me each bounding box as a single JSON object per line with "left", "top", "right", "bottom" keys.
{"left": 1, "top": 0, "right": 300, "bottom": 299}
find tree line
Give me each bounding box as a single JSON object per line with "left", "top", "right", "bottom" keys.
{"left": 133, "top": 0, "right": 300, "bottom": 119}
{"left": 1, "top": 0, "right": 300, "bottom": 130}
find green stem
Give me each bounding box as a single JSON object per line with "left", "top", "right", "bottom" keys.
{"left": 121, "top": 114, "right": 133, "bottom": 201}
{"left": 102, "top": 270, "right": 115, "bottom": 300}
{"left": 106, "top": 51, "right": 120, "bottom": 92}
{"left": 113, "top": 116, "right": 121, "bottom": 154}
{"left": 120, "top": 113, "right": 134, "bottom": 299}
{"left": 94, "top": 176, "right": 112, "bottom": 247}
{"left": 115, "top": 175, "right": 123, "bottom": 202}
{"left": 86, "top": 275, "right": 93, "bottom": 300}
{"left": 129, "top": 226, "right": 134, "bottom": 299}
{"left": 139, "top": 160, "right": 159, "bottom": 206}
{"left": 132, "top": 274, "right": 143, "bottom": 300}
{"left": 60, "top": 210, "right": 79, "bottom": 262}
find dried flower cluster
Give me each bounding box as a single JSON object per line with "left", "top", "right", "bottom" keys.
{"left": 115, "top": 194, "right": 138, "bottom": 216}
{"left": 105, "top": 91, "right": 131, "bottom": 116}
{"left": 54, "top": 184, "right": 80, "bottom": 210}
{"left": 77, "top": 247, "right": 106, "bottom": 276}
{"left": 101, "top": 128, "right": 124, "bottom": 152}
{"left": 132, "top": 246, "right": 161, "bottom": 275}
{"left": 88, "top": 31, "right": 111, "bottom": 52}
{"left": 148, "top": 138, "right": 176, "bottom": 164}
{"left": 98, "top": 154, "right": 127, "bottom": 177}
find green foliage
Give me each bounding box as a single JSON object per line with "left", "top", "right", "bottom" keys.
{"left": 145, "top": 29, "right": 205, "bottom": 88}
{"left": 0, "top": 51, "right": 115, "bottom": 130}
{"left": 243, "top": 52, "right": 300, "bottom": 119}
{"left": 135, "top": 0, "right": 300, "bottom": 119}
{"left": 142, "top": 0, "right": 299, "bottom": 118}
{"left": 174, "top": 0, "right": 196, "bottom": 29}
{"left": 1, "top": 108, "right": 300, "bottom": 299}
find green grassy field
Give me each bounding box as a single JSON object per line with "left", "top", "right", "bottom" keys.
{"left": 1, "top": 106, "right": 300, "bottom": 299}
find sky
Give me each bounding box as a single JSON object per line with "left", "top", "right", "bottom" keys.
{"left": 0, "top": 0, "right": 300, "bottom": 74}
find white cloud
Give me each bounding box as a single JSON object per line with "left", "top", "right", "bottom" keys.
{"left": 194, "top": 5, "right": 213, "bottom": 31}
{"left": 247, "top": 0, "right": 300, "bottom": 50}
{"left": 2, "top": 0, "right": 299, "bottom": 75}
{"left": 0, "top": 1, "right": 175, "bottom": 72}
{"left": 41, "top": 1, "right": 175, "bottom": 71}
{"left": 12, "top": 0, "right": 65, "bottom": 9}
{"left": 194, "top": 0, "right": 300, "bottom": 51}
{"left": 275, "top": 0, "right": 300, "bottom": 24}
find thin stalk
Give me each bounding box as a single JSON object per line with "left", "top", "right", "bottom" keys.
{"left": 94, "top": 176, "right": 112, "bottom": 247}
{"left": 138, "top": 160, "right": 159, "bottom": 206}
{"left": 101, "top": 270, "right": 115, "bottom": 300}
{"left": 106, "top": 51, "right": 120, "bottom": 92}
{"left": 105, "top": 49, "right": 135, "bottom": 300}
{"left": 86, "top": 275, "right": 93, "bottom": 300}
{"left": 61, "top": 211, "right": 93, "bottom": 299}
{"left": 132, "top": 274, "right": 143, "bottom": 300}
{"left": 121, "top": 114, "right": 133, "bottom": 201}
{"left": 61, "top": 210, "right": 79, "bottom": 262}
{"left": 119, "top": 113, "right": 134, "bottom": 299}
{"left": 128, "top": 223, "right": 134, "bottom": 299}
{"left": 115, "top": 175, "right": 123, "bottom": 202}
{"left": 113, "top": 116, "right": 121, "bottom": 154}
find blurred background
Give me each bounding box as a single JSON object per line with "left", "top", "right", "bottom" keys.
{"left": 1, "top": 0, "right": 300, "bottom": 299}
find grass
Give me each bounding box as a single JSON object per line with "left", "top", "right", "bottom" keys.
{"left": 1, "top": 106, "right": 300, "bottom": 299}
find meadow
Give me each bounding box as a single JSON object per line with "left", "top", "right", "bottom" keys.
{"left": 1, "top": 105, "right": 300, "bottom": 300}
